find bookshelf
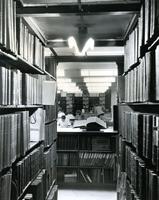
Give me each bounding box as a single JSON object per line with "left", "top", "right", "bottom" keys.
{"left": 117, "top": 1, "right": 159, "bottom": 199}
{"left": 0, "top": 1, "right": 58, "bottom": 199}
{"left": 57, "top": 128, "right": 118, "bottom": 186}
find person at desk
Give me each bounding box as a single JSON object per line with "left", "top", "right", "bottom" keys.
{"left": 94, "top": 106, "right": 107, "bottom": 127}
{"left": 57, "top": 112, "right": 69, "bottom": 128}
{"left": 66, "top": 114, "right": 75, "bottom": 127}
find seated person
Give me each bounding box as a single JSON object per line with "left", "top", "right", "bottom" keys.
{"left": 75, "top": 110, "right": 82, "bottom": 120}
{"left": 66, "top": 114, "right": 75, "bottom": 127}
{"left": 94, "top": 106, "right": 107, "bottom": 126}
{"left": 57, "top": 112, "right": 69, "bottom": 128}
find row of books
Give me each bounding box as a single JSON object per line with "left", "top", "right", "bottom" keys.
{"left": 57, "top": 135, "right": 78, "bottom": 150}
{"left": 79, "top": 153, "right": 116, "bottom": 168}
{"left": 11, "top": 145, "right": 44, "bottom": 198}
{"left": 66, "top": 94, "right": 74, "bottom": 113}
{"left": 0, "top": 67, "right": 22, "bottom": 105}
{"left": 121, "top": 111, "right": 159, "bottom": 172}
{"left": 124, "top": 1, "right": 159, "bottom": 72}
{"left": 17, "top": 17, "right": 45, "bottom": 70}
{"left": 45, "top": 105, "right": 56, "bottom": 123}
{"left": 79, "top": 136, "right": 114, "bottom": 152}
{"left": 28, "top": 170, "right": 47, "bottom": 200}
{"left": 99, "top": 93, "right": 105, "bottom": 107}
{"left": 144, "top": 0, "right": 159, "bottom": 44}
{"left": 0, "top": 0, "right": 17, "bottom": 54}
{"left": 45, "top": 121, "right": 57, "bottom": 147}
{"left": 22, "top": 73, "right": 43, "bottom": 105}
{"left": 44, "top": 143, "right": 57, "bottom": 192}
{"left": 57, "top": 153, "right": 78, "bottom": 166}
{"left": 83, "top": 95, "right": 89, "bottom": 110}
{"left": 79, "top": 168, "right": 115, "bottom": 184}
{"left": 125, "top": 146, "right": 159, "bottom": 200}
{"left": 0, "top": 171, "right": 12, "bottom": 200}
{"left": 124, "top": 25, "right": 139, "bottom": 71}
{"left": 45, "top": 57, "right": 57, "bottom": 78}
{"left": 124, "top": 46, "right": 159, "bottom": 102}
{"left": 0, "top": 66, "right": 44, "bottom": 105}
{"left": 57, "top": 135, "right": 114, "bottom": 152}
{"left": 21, "top": 170, "right": 57, "bottom": 200}
{"left": 0, "top": 111, "right": 30, "bottom": 171}
{"left": 126, "top": 181, "right": 141, "bottom": 200}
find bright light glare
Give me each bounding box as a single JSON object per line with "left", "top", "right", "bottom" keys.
{"left": 81, "top": 38, "right": 94, "bottom": 55}
{"left": 61, "top": 87, "right": 82, "bottom": 93}
{"left": 87, "top": 86, "right": 109, "bottom": 89}
{"left": 68, "top": 36, "right": 79, "bottom": 55}
{"left": 81, "top": 69, "right": 118, "bottom": 76}
{"left": 88, "top": 88, "right": 108, "bottom": 93}
{"left": 57, "top": 69, "right": 64, "bottom": 77}
{"left": 58, "top": 84, "right": 77, "bottom": 90}
{"left": 84, "top": 77, "right": 116, "bottom": 83}
{"left": 68, "top": 36, "right": 94, "bottom": 56}
{"left": 57, "top": 78, "right": 72, "bottom": 83}
{"left": 86, "top": 82, "right": 111, "bottom": 87}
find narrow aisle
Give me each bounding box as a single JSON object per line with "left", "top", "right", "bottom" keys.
{"left": 58, "top": 189, "right": 117, "bottom": 200}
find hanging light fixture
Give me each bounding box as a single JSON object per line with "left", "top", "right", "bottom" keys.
{"left": 68, "top": 36, "right": 94, "bottom": 56}
{"left": 68, "top": 4, "right": 94, "bottom": 56}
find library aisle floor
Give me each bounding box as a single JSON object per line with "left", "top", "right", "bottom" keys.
{"left": 58, "top": 189, "right": 117, "bottom": 200}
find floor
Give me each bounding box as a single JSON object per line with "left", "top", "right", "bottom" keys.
{"left": 58, "top": 189, "right": 117, "bottom": 200}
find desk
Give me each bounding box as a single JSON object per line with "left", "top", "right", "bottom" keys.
{"left": 57, "top": 127, "right": 118, "bottom": 186}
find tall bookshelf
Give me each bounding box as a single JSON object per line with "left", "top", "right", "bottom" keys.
{"left": 57, "top": 129, "right": 118, "bottom": 187}
{"left": 0, "top": 1, "right": 58, "bottom": 200}
{"left": 117, "top": 1, "right": 159, "bottom": 199}
{"left": 66, "top": 93, "right": 74, "bottom": 114}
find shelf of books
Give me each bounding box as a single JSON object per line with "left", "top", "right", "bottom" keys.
{"left": 117, "top": 1, "right": 159, "bottom": 199}
{"left": 0, "top": 1, "right": 58, "bottom": 199}
{"left": 66, "top": 93, "right": 74, "bottom": 114}
{"left": 57, "top": 130, "right": 117, "bottom": 186}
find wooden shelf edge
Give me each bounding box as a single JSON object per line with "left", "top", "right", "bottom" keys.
{"left": 45, "top": 119, "right": 56, "bottom": 125}
{"left": 0, "top": 105, "right": 43, "bottom": 109}
{"left": 122, "top": 60, "right": 140, "bottom": 76}
{"left": 17, "top": 55, "right": 45, "bottom": 74}
{"left": 18, "top": 170, "right": 42, "bottom": 200}
{"left": 57, "top": 165, "right": 114, "bottom": 169}
{"left": 119, "top": 102, "right": 159, "bottom": 106}
{"left": 44, "top": 70, "right": 56, "bottom": 80}
{"left": 45, "top": 179, "right": 56, "bottom": 200}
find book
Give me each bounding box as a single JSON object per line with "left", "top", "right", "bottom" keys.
{"left": 23, "top": 194, "right": 33, "bottom": 200}
{"left": 30, "top": 108, "right": 45, "bottom": 142}
{"left": 47, "top": 185, "right": 58, "bottom": 200}
{"left": 45, "top": 105, "right": 56, "bottom": 123}
{"left": 16, "top": 17, "right": 45, "bottom": 69}
{"left": 0, "top": 0, "right": 16, "bottom": 53}
{"left": 125, "top": 146, "right": 159, "bottom": 200}
{"left": 0, "top": 171, "right": 12, "bottom": 200}
{"left": 73, "top": 116, "right": 106, "bottom": 130}
{"left": 12, "top": 145, "right": 44, "bottom": 197}
{"left": 42, "top": 80, "right": 56, "bottom": 105}
{"left": 44, "top": 143, "right": 57, "bottom": 191}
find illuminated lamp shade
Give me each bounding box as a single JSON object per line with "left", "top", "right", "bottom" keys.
{"left": 81, "top": 69, "right": 118, "bottom": 76}
{"left": 84, "top": 77, "right": 116, "bottom": 83}
{"left": 68, "top": 36, "right": 94, "bottom": 56}
{"left": 86, "top": 82, "right": 111, "bottom": 87}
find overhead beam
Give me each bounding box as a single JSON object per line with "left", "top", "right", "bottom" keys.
{"left": 17, "top": 2, "right": 141, "bottom": 16}
{"left": 57, "top": 55, "right": 124, "bottom": 63}
{"left": 47, "top": 40, "right": 124, "bottom": 48}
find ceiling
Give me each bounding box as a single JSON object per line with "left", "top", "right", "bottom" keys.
{"left": 17, "top": 0, "right": 141, "bottom": 94}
